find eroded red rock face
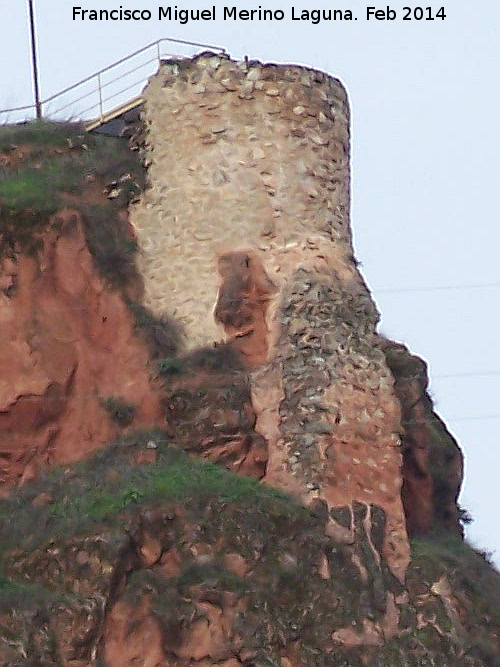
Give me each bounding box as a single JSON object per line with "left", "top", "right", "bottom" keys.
{"left": 382, "top": 340, "right": 464, "bottom": 536}
{"left": 163, "top": 346, "right": 268, "bottom": 479}
{"left": 0, "top": 210, "right": 161, "bottom": 487}
{"left": 214, "top": 250, "right": 277, "bottom": 368}
{"left": 103, "top": 600, "right": 166, "bottom": 667}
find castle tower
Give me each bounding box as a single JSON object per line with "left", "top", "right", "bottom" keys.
{"left": 131, "top": 54, "right": 409, "bottom": 579}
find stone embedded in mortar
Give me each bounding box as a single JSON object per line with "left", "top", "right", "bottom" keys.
{"left": 261, "top": 257, "right": 409, "bottom": 580}
{"left": 131, "top": 54, "right": 350, "bottom": 348}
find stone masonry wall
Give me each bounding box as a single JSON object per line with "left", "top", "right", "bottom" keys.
{"left": 131, "top": 54, "right": 351, "bottom": 345}
{"left": 131, "top": 54, "right": 409, "bottom": 579}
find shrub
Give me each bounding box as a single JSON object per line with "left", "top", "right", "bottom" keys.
{"left": 100, "top": 395, "right": 136, "bottom": 427}
{"left": 127, "top": 301, "right": 183, "bottom": 358}
{"left": 80, "top": 205, "right": 139, "bottom": 289}
{"left": 183, "top": 344, "right": 243, "bottom": 373}
{"left": 157, "top": 357, "right": 185, "bottom": 376}
{"left": 157, "top": 345, "right": 243, "bottom": 379}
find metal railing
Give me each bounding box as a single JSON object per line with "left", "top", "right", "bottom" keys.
{"left": 0, "top": 37, "right": 226, "bottom": 126}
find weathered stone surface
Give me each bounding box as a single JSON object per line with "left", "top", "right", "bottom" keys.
{"left": 131, "top": 55, "right": 350, "bottom": 347}
{"left": 163, "top": 345, "right": 268, "bottom": 478}
{"left": 0, "top": 210, "right": 160, "bottom": 486}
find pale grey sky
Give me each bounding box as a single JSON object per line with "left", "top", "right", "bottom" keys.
{"left": 2, "top": 0, "right": 500, "bottom": 563}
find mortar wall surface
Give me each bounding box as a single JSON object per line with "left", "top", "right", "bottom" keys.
{"left": 131, "top": 55, "right": 351, "bottom": 345}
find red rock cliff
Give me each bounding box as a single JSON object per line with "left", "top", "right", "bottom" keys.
{"left": 0, "top": 209, "right": 160, "bottom": 487}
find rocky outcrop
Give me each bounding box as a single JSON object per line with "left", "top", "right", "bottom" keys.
{"left": 163, "top": 344, "right": 268, "bottom": 478}
{"left": 382, "top": 340, "right": 464, "bottom": 536}
{"left": 0, "top": 209, "right": 160, "bottom": 487}
{"left": 0, "top": 435, "right": 497, "bottom": 667}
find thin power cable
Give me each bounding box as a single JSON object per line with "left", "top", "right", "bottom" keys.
{"left": 433, "top": 371, "right": 500, "bottom": 380}
{"left": 376, "top": 281, "right": 500, "bottom": 294}
{"left": 449, "top": 414, "right": 500, "bottom": 423}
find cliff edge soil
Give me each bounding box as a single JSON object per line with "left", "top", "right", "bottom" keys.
{"left": 0, "top": 123, "right": 164, "bottom": 489}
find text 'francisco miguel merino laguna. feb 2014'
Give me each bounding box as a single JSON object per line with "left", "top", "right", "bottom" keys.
{"left": 71, "top": 6, "right": 447, "bottom": 23}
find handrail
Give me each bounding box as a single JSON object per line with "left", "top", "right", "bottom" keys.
{"left": 0, "top": 103, "right": 37, "bottom": 114}
{"left": 0, "top": 37, "right": 226, "bottom": 124}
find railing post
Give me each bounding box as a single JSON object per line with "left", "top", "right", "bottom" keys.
{"left": 97, "top": 72, "right": 103, "bottom": 120}
{"left": 28, "top": 0, "right": 42, "bottom": 119}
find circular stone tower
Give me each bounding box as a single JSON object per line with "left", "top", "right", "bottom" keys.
{"left": 131, "top": 54, "right": 409, "bottom": 579}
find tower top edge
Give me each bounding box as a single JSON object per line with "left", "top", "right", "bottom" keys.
{"left": 158, "top": 50, "right": 349, "bottom": 103}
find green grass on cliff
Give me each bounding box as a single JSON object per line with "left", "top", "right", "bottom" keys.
{"left": 0, "top": 127, "right": 143, "bottom": 215}
{"left": 0, "top": 119, "right": 84, "bottom": 151}
{"left": 0, "top": 576, "right": 74, "bottom": 613}
{"left": 0, "top": 157, "right": 83, "bottom": 212}
{"left": 0, "top": 429, "right": 301, "bottom": 555}
{"left": 0, "top": 429, "right": 367, "bottom": 666}
{"left": 0, "top": 121, "right": 146, "bottom": 291}
{"left": 410, "top": 533, "right": 500, "bottom": 665}
{"left": 1, "top": 431, "right": 500, "bottom": 665}
{"left": 411, "top": 533, "right": 500, "bottom": 619}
